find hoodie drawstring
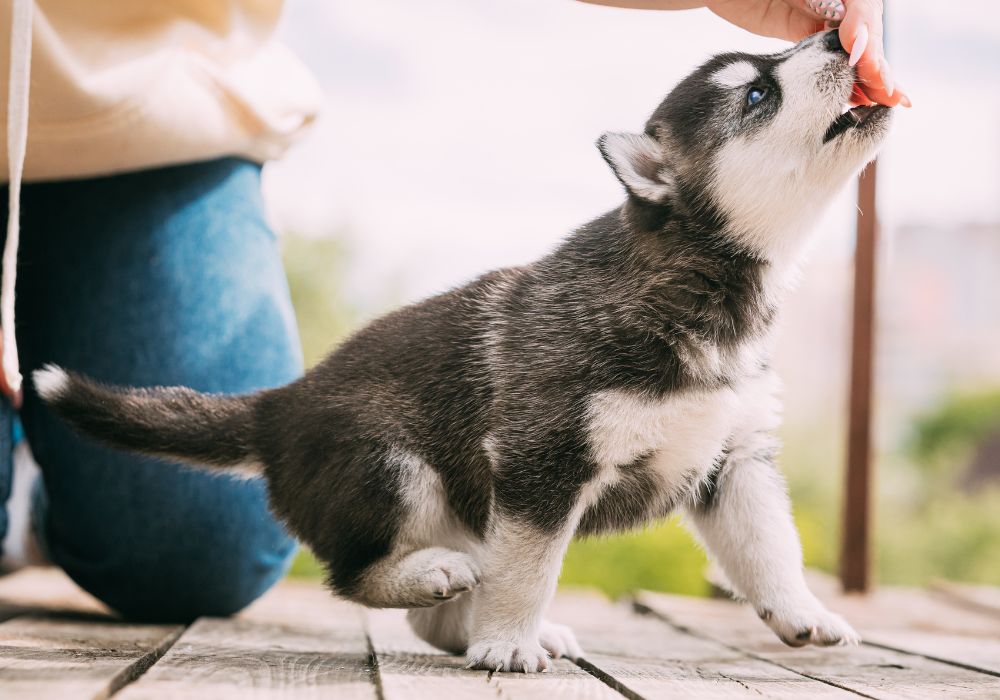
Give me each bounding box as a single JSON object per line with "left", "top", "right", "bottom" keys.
{"left": 4, "top": 0, "right": 33, "bottom": 396}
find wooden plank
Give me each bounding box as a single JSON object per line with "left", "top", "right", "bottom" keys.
{"left": 866, "top": 631, "right": 1000, "bottom": 677}
{"left": 806, "top": 571, "right": 1000, "bottom": 637}
{"left": 802, "top": 573, "right": 1000, "bottom": 676}
{"left": 116, "top": 580, "right": 376, "bottom": 700}
{"left": 365, "top": 607, "right": 497, "bottom": 700}
{"left": 548, "top": 590, "right": 858, "bottom": 699}
{"left": 637, "top": 590, "right": 1000, "bottom": 699}
{"left": 366, "top": 605, "right": 622, "bottom": 699}
{"left": 843, "top": 159, "right": 880, "bottom": 594}
{"left": 930, "top": 581, "right": 1000, "bottom": 620}
{"left": 114, "top": 617, "right": 375, "bottom": 700}
{"left": 0, "top": 615, "right": 182, "bottom": 700}
{"left": 0, "top": 567, "right": 110, "bottom": 618}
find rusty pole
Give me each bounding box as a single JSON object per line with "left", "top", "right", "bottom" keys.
{"left": 841, "top": 159, "right": 878, "bottom": 593}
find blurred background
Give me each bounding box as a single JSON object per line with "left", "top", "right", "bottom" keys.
{"left": 267, "top": 0, "right": 1000, "bottom": 594}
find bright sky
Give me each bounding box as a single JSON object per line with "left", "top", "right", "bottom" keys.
{"left": 264, "top": 0, "right": 1000, "bottom": 309}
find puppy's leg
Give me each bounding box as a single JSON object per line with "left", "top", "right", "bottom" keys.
{"left": 408, "top": 594, "right": 473, "bottom": 653}
{"left": 464, "top": 517, "right": 580, "bottom": 672}
{"left": 686, "top": 436, "right": 860, "bottom": 647}
{"left": 408, "top": 587, "right": 583, "bottom": 660}
{"left": 356, "top": 547, "right": 481, "bottom": 609}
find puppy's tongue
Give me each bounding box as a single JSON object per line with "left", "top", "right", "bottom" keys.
{"left": 849, "top": 82, "right": 875, "bottom": 107}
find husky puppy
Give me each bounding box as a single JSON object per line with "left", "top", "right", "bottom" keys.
{"left": 35, "top": 30, "right": 890, "bottom": 672}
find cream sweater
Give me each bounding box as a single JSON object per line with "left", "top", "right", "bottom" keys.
{"left": 0, "top": 0, "right": 321, "bottom": 394}
{"left": 1, "top": 0, "right": 321, "bottom": 181}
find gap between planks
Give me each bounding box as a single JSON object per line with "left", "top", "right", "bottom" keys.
{"left": 0, "top": 615, "right": 184, "bottom": 700}
{"left": 6, "top": 568, "right": 1000, "bottom": 700}
{"left": 635, "top": 589, "right": 1000, "bottom": 700}
{"left": 0, "top": 567, "right": 186, "bottom": 700}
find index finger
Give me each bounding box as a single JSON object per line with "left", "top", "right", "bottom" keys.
{"left": 838, "top": 0, "right": 909, "bottom": 107}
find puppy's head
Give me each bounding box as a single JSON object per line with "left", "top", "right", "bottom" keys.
{"left": 599, "top": 31, "right": 893, "bottom": 262}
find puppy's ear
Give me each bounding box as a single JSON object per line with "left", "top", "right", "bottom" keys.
{"left": 597, "top": 132, "right": 675, "bottom": 206}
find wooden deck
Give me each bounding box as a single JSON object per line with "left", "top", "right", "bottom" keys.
{"left": 2, "top": 568, "right": 999, "bottom": 699}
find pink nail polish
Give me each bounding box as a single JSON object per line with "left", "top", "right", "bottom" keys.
{"left": 849, "top": 24, "right": 868, "bottom": 67}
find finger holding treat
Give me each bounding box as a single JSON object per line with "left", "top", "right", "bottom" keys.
{"left": 823, "top": 0, "right": 911, "bottom": 107}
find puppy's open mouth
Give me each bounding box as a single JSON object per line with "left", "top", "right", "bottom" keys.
{"left": 823, "top": 103, "right": 889, "bottom": 143}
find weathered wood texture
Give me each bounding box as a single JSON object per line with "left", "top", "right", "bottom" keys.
{"left": 636, "top": 590, "right": 1000, "bottom": 699}
{"left": 0, "top": 616, "right": 182, "bottom": 700}
{"left": 0, "top": 567, "right": 182, "bottom": 700}
{"left": 367, "top": 605, "right": 621, "bottom": 700}
{"left": 804, "top": 573, "right": 1000, "bottom": 677}
{"left": 549, "top": 590, "right": 856, "bottom": 699}
{"left": 116, "top": 581, "right": 376, "bottom": 700}
{"left": 0, "top": 565, "right": 109, "bottom": 619}
{"left": 3, "top": 568, "right": 1000, "bottom": 699}
{"left": 930, "top": 581, "right": 1000, "bottom": 620}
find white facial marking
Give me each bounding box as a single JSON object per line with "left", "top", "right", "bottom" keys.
{"left": 712, "top": 61, "right": 759, "bottom": 88}
{"left": 707, "top": 42, "right": 880, "bottom": 278}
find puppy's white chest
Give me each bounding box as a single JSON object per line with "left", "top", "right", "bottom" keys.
{"left": 585, "top": 387, "right": 741, "bottom": 487}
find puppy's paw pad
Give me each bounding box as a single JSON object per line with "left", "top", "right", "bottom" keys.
{"left": 466, "top": 639, "right": 550, "bottom": 673}
{"left": 763, "top": 603, "right": 861, "bottom": 648}
{"left": 394, "top": 549, "right": 481, "bottom": 607}
{"left": 538, "top": 620, "right": 583, "bottom": 660}
{"left": 434, "top": 551, "right": 482, "bottom": 592}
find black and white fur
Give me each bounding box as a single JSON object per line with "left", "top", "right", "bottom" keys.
{"left": 35, "top": 31, "right": 890, "bottom": 672}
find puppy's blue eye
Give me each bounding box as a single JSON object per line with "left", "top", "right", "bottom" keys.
{"left": 747, "top": 87, "right": 767, "bottom": 106}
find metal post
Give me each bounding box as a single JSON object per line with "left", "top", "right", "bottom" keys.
{"left": 841, "top": 160, "right": 878, "bottom": 593}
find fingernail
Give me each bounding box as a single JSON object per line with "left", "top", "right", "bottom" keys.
{"left": 879, "top": 59, "right": 895, "bottom": 97}
{"left": 849, "top": 24, "right": 868, "bottom": 67}
{"left": 899, "top": 93, "right": 912, "bottom": 108}
{"left": 807, "top": 1, "right": 845, "bottom": 22}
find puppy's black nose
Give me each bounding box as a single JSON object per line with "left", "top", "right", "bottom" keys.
{"left": 822, "top": 29, "right": 846, "bottom": 53}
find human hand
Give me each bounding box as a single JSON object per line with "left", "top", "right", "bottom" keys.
{"left": 704, "top": 0, "right": 910, "bottom": 107}
{"left": 0, "top": 335, "right": 22, "bottom": 408}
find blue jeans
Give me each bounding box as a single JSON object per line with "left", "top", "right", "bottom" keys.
{"left": 0, "top": 158, "right": 301, "bottom": 622}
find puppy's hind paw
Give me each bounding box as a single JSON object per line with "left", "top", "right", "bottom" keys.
{"left": 538, "top": 620, "right": 583, "bottom": 660}
{"left": 466, "top": 639, "right": 551, "bottom": 673}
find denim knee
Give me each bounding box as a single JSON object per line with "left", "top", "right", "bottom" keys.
{"left": 49, "top": 481, "right": 298, "bottom": 623}
{"left": 7, "top": 157, "right": 304, "bottom": 623}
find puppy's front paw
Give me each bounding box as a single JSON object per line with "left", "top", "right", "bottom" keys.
{"left": 538, "top": 620, "right": 583, "bottom": 660}
{"left": 759, "top": 601, "right": 861, "bottom": 647}
{"left": 466, "top": 639, "right": 550, "bottom": 672}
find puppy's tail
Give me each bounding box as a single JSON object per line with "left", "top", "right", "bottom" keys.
{"left": 33, "top": 364, "right": 263, "bottom": 475}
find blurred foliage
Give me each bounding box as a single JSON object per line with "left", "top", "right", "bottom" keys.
{"left": 289, "top": 546, "right": 327, "bottom": 579}
{"left": 561, "top": 518, "right": 709, "bottom": 598}
{"left": 878, "top": 488, "right": 1000, "bottom": 585}
{"left": 907, "top": 389, "right": 1000, "bottom": 473}
{"left": 282, "top": 232, "right": 359, "bottom": 580}
{"left": 280, "top": 233, "right": 1000, "bottom": 593}
{"left": 282, "top": 233, "right": 358, "bottom": 368}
